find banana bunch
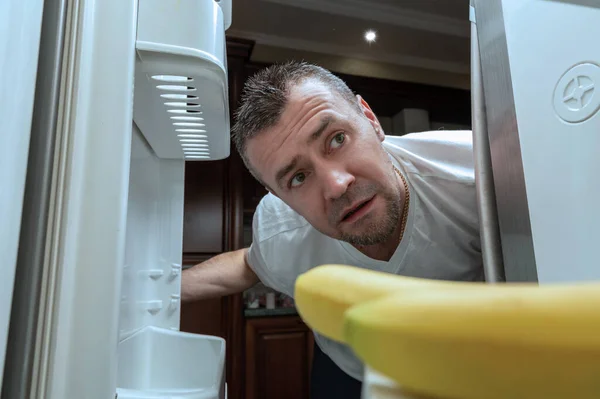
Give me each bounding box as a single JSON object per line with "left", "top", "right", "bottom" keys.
{"left": 294, "top": 264, "right": 600, "bottom": 399}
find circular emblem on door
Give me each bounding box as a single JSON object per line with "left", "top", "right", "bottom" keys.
{"left": 553, "top": 63, "right": 600, "bottom": 123}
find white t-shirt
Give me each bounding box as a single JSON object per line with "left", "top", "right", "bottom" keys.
{"left": 247, "top": 130, "right": 484, "bottom": 381}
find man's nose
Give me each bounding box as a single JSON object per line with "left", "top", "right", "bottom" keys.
{"left": 323, "top": 167, "right": 354, "bottom": 200}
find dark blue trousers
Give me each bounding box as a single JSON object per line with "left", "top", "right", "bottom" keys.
{"left": 310, "top": 341, "right": 362, "bottom": 399}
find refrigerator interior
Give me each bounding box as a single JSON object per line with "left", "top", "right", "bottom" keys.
{"left": 116, "top": 126, "right": 226, "bottom": 398}
{"left": 120, "top": 0, "right": 233, "bottom": 397}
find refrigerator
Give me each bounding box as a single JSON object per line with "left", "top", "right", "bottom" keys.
{"left": 3, "top": 0, "right": 600, "bottom": 398}
{"left": 1, "top": 0, "right": 232, "bottom": 398}
{"left": 470, "top": 0, "right": 600, "bottom": 284}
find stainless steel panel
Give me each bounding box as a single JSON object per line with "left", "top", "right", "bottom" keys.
{"left": 469, "top": 2, "right": 506, "bottom": 283}
{"left": 1, "top": 0, "right": 68, "bottom": 397}
{"left": 472, "top": 0, "right": 538, "bottom": 282}
{"left": 492, "top": 0, "right": 599, "bottom": 283}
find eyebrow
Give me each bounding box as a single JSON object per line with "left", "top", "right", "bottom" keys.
{"left": 308, "top": 116, "right": 334, "bottom": 144}
{"left": 275, "top": 156, "right": 299, "bottom": 190}
{"left": 274, "top": 116, "right": 335, "bottom": 189}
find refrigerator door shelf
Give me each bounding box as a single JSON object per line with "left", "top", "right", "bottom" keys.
{"left": 117, "top": 326, "right": 226, "bottom": 399}
{"left": 119, "top": 127, "right": 185, "bottom": 338}
{"left": 361, "top": 367, "right": 430, "bottom": 399}
{"left": 134, "top": 0, "right": 230, "bottom": 161}
{"left": 116, "top": 388, "right": 218, "bottom": 399}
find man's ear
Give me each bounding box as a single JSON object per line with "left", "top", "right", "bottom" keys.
{"left": 356, "top": 94, "right": 385, "bottom": 141}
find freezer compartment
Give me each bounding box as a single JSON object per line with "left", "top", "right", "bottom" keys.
{"left": 117, "top": 326, "right": 226, "bottom": 399}
{"left": 134, "top": 0, "right": 230, "bottom": 161}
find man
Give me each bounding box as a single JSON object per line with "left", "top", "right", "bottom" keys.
{"left": 181, "top": 61, "right": 484, "bottom": 398}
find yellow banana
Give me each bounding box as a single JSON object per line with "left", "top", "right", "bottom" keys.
{"left": 344, "top": 285, "right": 600, "bottom": 399}
{"left": 294, "top": 264, "right": 531, "bottom": 343}
{"left": 294, "top": 264, "right": 600, "bottom": 399}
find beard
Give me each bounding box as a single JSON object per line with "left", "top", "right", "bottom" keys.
{"left": 338, "top": 190, "right": 401, "bottom": 246}
{"left": 328, "top": 179, "right": 402, "bottom": 247}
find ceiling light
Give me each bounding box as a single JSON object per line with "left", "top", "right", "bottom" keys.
{"left": 364, "top": 30, "right": 376, "bottom": 43}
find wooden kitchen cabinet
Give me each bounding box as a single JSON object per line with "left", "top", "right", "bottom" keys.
{"left": 182, "top": 160, "right": 226, "bottom": 255}
{"left": 245, "top": 316, "right": 315, "bottom": 399}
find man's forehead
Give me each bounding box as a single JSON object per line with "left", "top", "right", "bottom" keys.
{"left": 290, "top": 79, "right": 351, "bottom": 111}
{"left": 289, "top": 78, "right": 333, "bottom": 98}
{"left": 246, "top": 79, "right": 356, "bottom": 184}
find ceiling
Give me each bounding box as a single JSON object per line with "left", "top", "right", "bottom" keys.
{"left": 227, "top": 0, "right": 472, "bottom": 89}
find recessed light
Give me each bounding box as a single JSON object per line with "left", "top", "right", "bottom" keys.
{"left": 364, "top": 30, "right": 377, "bottom": 43}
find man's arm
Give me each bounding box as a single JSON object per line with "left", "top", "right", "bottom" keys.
{"left": 181, "top": 248, "right": 259, "bottom": 303}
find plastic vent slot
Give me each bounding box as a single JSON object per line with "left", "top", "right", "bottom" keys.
{"left": 133, "top": 0, "right": 229, "bottom": 161}
{"left": 152, "top": 75, "right": 211, "bottom": 160}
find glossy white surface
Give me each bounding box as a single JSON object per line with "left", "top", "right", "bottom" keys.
{"left": 117, "top": 326, "right": 226, "bottom": 399}
{"left": 0, "top": 0, "right": 44, "bottom": 388}
{"left": 362, "top": 367, "right": 430, "bottom": 399}
{"left": 37, "top": 0, "right": 138, "bottom": 397}
{"left": 502, "top": 0, "right": 600, "bottom": 282}
{"left": 120, "top": 125, "right": 185, "bottom": 339}
{"left": 134, "top": 0, "right": 230, "bottom": 160}
{"left": 9, "top": 0, "right": 230, "bottom": 397}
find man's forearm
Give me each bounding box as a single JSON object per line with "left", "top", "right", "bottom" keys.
{"left": 181, "top": 248, "right": 259, "bottom": 303}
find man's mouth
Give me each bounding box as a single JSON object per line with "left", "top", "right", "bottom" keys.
{"left": 341, "top": 196, "right": 375, "bottom": 223}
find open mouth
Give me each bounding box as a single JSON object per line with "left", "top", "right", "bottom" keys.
{"left": 342, "top": 197, "right": 374, "bottom": 223}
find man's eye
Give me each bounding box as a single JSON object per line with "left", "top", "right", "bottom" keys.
{"left": 290, "top": 172, "right": 306, "bottom": 188}
{"left": 330, "top": 132, "right": 345, "bottom": 149}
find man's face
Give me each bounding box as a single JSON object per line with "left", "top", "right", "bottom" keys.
{"left": 245, "top": 79, "right": 403, "bottom": 246}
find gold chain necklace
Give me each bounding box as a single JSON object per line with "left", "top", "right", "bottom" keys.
{"left": 394, "top": 166, "right": 410, "bottom": 243}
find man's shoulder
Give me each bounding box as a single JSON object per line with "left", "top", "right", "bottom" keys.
{"left": 383, "top": 130, "right": 475, "bottom": 184}
{"left": 248, "top": 193, "right": 337, "bottom": 296}
{"left": 384, "top": 129, "right": 472, "bottom": 147}
{"left": 252, "top": 192, "right": 312, "bottom": 243}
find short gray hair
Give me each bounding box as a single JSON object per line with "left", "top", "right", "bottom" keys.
{"left": 231, "top": 61, "right": 358, "bottom": 179}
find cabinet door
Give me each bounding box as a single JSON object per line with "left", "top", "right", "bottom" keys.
{"left": 246, "top": 316, "right": 314, "bottom": 399}
{"left": 182, "top": 161, "right": 226, "bottom": 255}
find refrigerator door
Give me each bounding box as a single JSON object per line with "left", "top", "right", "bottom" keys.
{"left": 469, "top": 0, "right": 506, "bottom": 283}
{"left": 4, "top": 0, "right": 229, "bottom": 397}
{"left": 0, "top": 0, "right": 45, "bottom": 391}
{"left": 474, "top": 0, "right": 600, "bottom": 283}
{"left": 3, "top": 0, "right": 138, "bottom": 397}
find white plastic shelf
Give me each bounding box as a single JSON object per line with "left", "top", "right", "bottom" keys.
{"left": 134, "top": 0, "right": 230, "bottom": 161}
{"left": 117, "top": 326, "right": 226, "bottom": 399}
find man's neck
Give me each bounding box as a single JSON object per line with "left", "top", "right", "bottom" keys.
{"left": 352, "top": 225, "right": 402, "bottom": 262}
